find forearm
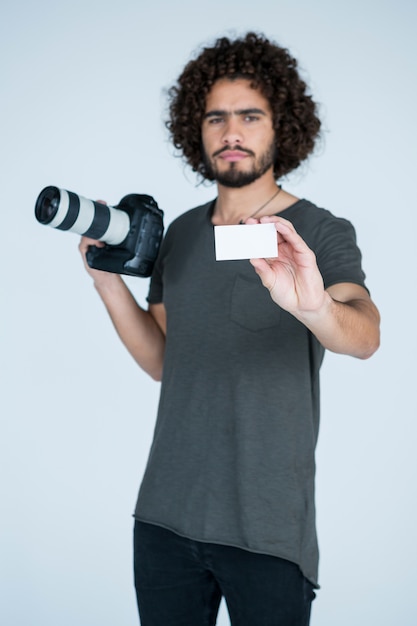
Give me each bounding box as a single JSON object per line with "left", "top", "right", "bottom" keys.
{"left": 295, "top": 291, "right": 380, "bottom": 359}
{"left": 94, "top": 275, "right": 165, "bottom": 380}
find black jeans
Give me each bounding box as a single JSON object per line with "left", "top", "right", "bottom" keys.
{"left": 134, "top": 521, "right": 315, "bottom": 626}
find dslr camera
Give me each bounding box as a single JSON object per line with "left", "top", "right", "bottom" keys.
{"left": 35, "top": 186, "right": 164, "bottom": 277}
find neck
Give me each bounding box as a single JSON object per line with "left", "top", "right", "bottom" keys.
{"left": 212, "top": 176, "right": 280, "bottom": 225}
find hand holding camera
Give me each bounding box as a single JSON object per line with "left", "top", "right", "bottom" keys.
{"left": 35, "top": 186, "right": 164, "bottom": 277}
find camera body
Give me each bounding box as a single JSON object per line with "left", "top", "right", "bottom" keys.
{"left": 35, "top": 186, "right": 164, "bottom": 277}
{"left": 86, "top": 193, "right": 164, "bottom": 277}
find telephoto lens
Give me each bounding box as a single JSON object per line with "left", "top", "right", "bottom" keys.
{"left": 34, "top": 186, "right": 164, "bottom": 277}
{"left": 35, "top": 186, "right": 130, "bottom": 244}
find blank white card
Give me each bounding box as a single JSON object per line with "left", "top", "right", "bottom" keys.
{"left": 214, "top": 223, "right": 278, "bottom": 261}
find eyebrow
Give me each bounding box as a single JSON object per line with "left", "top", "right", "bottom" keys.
{"left": 203, "top": 107, "right": 267, "bottom": 119}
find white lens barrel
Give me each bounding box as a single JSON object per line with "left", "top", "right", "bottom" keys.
{"left": 50, "top": 189, "right": 130, "bottom": 245}
{"left": 99, "top": 206, "right": 130, "bottom": 245}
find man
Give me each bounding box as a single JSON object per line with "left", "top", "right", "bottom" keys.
{"left": 80, "top": 32, "right": 380, "bottom": 626}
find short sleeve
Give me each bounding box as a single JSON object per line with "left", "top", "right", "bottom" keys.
{"left": 313, "top": 216, "right": 367, "bottom": 291}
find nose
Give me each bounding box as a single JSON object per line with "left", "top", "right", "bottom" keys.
{"left": 222, "top": 116, "right": 243, "bottom": 144}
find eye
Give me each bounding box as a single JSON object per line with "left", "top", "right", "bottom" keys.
{"left": 243, "top": 114, "right": 260, "bottom": 122}
{"left": 207, "top": 116, "right": 224, "bottom": 125}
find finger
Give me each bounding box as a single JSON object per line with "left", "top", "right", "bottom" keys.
{"left": 250, "top": 257, "right": 269, "bottom": 271}
{"left": 79, "top": 236, "right": 105, "bottom": 248}
{"left": 260, "top": 216, "right": 310, "bottom": 252}
{"left": 249, "top": 258, "right": 276, "bottom": 290}
{"left": 243, "top": 215, "right": 289, "bottom": 247}
{"left": 259, "top": 214, "right": 294, "bottom": 224}
{"left": 78, "top": 238, "right": 105, "bottom": 265}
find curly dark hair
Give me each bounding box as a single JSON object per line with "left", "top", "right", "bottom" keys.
{"left": 166, "top": 32, "right": 321, "bottom": 181}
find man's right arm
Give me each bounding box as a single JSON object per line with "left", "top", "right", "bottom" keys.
{"left": 79, "top": 237, "right": 166, "bottom": 381}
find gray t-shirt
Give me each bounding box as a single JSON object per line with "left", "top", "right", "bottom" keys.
{"left": 134, "top": 199, "right": 367, "bottom": 587}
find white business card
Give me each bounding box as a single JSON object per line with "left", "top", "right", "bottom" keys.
{"left": 214, "top": 223, "right": 278, "bottom": 261}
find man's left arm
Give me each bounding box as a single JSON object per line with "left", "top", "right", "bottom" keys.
{"left": 298, "top": 282, "right": 380, "bottom": 359}
{"left": 249, "top": 215, "right": 380, "bottom": 360}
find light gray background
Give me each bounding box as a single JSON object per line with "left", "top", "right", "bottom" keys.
{"left": 1, "top": 1, "right": 416, "bottom": 624}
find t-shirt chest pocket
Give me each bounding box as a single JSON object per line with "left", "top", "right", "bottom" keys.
{"left": 230, "top": 274, "right": 281, "bottom": 331}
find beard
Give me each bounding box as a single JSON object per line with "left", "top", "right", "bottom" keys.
{"left": 202, "top": 141, "right": 276, "bottom": 188}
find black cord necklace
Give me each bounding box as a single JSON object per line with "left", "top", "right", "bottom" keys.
{"left": 238, "top": 185, "right": 282, "bottom": 224}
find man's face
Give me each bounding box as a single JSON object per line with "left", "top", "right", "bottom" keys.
{"left": 201, "top": 78, "right": 276, "bottom": 187}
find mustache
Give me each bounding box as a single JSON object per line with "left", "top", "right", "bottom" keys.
{"left": 212, "top": 145, "right": 255, "bottom": 158}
